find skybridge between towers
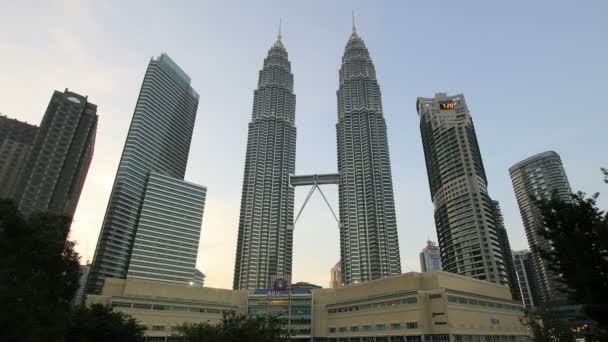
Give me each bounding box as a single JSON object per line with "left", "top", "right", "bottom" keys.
{"left": 288, "top": 173, "right": 341, "bottom": 230}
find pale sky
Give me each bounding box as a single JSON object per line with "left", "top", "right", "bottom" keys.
{"left": 1, "top": 0, "right": 606, "bottom": 289}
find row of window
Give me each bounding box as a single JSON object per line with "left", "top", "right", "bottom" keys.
{"left": 447, "top": 296, "right": 522, "bottom": 311}
{"left": 329, "top": 322, "right": 418, "bottom": 333}
{"left": 111, "top": 301, "right": 231, "bottom": 314}
{"left": 327, "top": 296, "right": 417, "bottom": 314}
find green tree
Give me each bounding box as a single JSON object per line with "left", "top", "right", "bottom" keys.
{"left": 177, "top": 311, "right": 286, "bottom": 342}
{"left": 522, "top": 308, "right": 576, "bottom": 342}
{"left": 535, "top": 189, "right": 608, "bottom": 328}
{"left": 66, "top": 304, "right": 145, "bottom": 342}
{"left": 0, "top": 199, "right": 80, "bottom": 342}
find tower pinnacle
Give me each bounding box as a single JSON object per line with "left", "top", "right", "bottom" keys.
{"left": 352, "top": 10, "right": 357, "bottom": 34}
{"left": 278, "top": 18, "right": 282, "bottom": 41}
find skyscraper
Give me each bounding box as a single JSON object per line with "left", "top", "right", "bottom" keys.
{"left": 233, "top": 32, "right": 296, "bottom": 290}
{"left": 16, "top": 89, "right": 97, "bottom": 219}
{"left": 509, "top": 151, "right": 571, "bottom": 304}
{"left": 0, "top": 115, "right": 37, "bottom": 200}
{"left": 72, "top": 263, "right": 91, "bottom": 306}
{"left": 419, "top": 240, "right": 442, "bottom": 272}
{"left": 330, "top": 260, "right": 342, "bottom": 288}
{"left": 126, "top": 172, "right": 206, "bottom": 285}
{"left": 417, "top": 93, "right": 509, "bottom": 286}
{"left": 492, "top": 200, "right": 522, "bottom": 301}
{"left": 512, "top": 250, "right": 543, "bottom": 308}
{"left": 87, "top": 54, "right": 200, "bottom": 294}
{"left": 336, "top": 24, "right": 401, "bottom": 285}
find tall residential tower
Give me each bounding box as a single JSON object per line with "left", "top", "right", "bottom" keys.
{"left": 417, "top": 93, "right": 509, "bottom": 286}
{"left": 0, "top": 115, "right": 37, "bottom": 200}
{"left": 336, "top": 24, "right": 401, "bottom": 284}
{"left": 16, "top": 89, "right": 97, "bottom": 219}
{"left": 233, "top": 33, "right": 296, "bottom": 289}
{"left": 87, "top": 54, "right": 201, "bottom": 294}
{"left": 509, "top": 151, "right": 571, "bottom": 304}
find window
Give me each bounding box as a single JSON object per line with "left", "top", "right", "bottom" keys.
{"left": 391, "top": 323, "right": 401, "bottom": 330}
{"left": 376, "top": 324, "right": 385, "bottom": 331}
{"left": 351, "top": 326, "right": 359, "bottom": 332}
{"left": 133, "top": 303, "right": 152, "bottom": 310}
{"left": 363, "top": 325, "right": 372, "bottom": 332}
{"left": 329, "top": 327, "right": 336, "bottom": 333}
{"left": 339, "top": 327, "right": 347, "bottom": 333}
{"left": 151, "top": 325, "right": 164, "bottom": 331}
{"left": 406, "top": 321, "right": 418, "bottom": 329}
{"left": 111, "top": 302, "right": 132, "bottom": 308}
{"left": 447, "top": 296, "right": 457, "bottom": 303}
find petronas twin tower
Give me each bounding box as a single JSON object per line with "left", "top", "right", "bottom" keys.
{"left": 233, "top": 24, "right": 401, "bottom": 290}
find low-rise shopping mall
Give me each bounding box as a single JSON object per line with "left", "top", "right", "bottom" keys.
{"left": 87, "top": 271, "right": 529, "bottom": 341}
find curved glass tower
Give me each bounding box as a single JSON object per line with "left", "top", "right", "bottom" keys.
{"left": 233, "top": 34, "right": 296, "bottom": 289}
{"left": 336, "top": 25, "right": 401, "bottom": 284}
{"left": 87, "top": 54, "right": 199, "bottom": 294}
{"left": 509, "top": 151, "right": 571, "bottom": 304}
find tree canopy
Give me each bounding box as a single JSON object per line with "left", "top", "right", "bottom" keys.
{"left": 177, "top": 311, "right": 286, "bottom": 342}
{"left": 536, "top": 187, "right": 608, "bottom": 328}
{"left": 66, "top": 304, "right": 145, "bottom": 342}
{"left": 0, "top": 199, "right": 144, "bottom": 342}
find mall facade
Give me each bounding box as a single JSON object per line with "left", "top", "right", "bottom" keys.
{"left": 87, "top": 272, "right": 529, "bottom": 342}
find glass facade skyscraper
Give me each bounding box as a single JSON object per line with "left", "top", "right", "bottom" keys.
{"left": 233, "top": 34, "right": 296, "bottom": 290}
{"left": 509, "top": 151, "right": 571, "bottom": 304}
{"left": 492, "top": 200, "right": 522, "bottom": 302}
{"left": 336, "top": 25, "right": 401, "bottom": 285}
{"left": 16, "top": 89, "right": 97, "bottom": 219}
{"left": 87, "top": 54, "right": 200, "bottom": 294}
{"left": 512, "top": 250, "right": 543, "bottom": 308}
{"left": 417, "top": 93, "right": 510, "bottom": 286}
{"left": 419, "top": 240, "right": 442, "bottom": 272}
{"left": 126, "top": 172, "right": 206, "bottom": 285}
{"left": 0, "top": 115, "right": 37, "bottom": 200}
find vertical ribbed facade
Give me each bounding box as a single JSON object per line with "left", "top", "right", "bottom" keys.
{"left": 336, "top": 28, "right": 401, "bottom": 285}
{"left": 16, "top": 89, "right": 97, "bottom": 219}
{"left": 513, "top": 250, "right": 543, "bottom": 308}
{"left": 88, "top": 54, "right": 199, "bottom": 294}
{"left": 417, "top": 93, "right": 509, "bottom": 286}
{"left": 0, "top": 116, "right": 38, "bottom": 200}
{"left": 509, "top": 151, "right": 571, "bottom": 304}
{"left": 492, "top": 200, "right": 522, "bottom": 301}
{"left": 127, "top": 172, "right": 206, "bottom": 285}
{"left": 233, "top": 36, "right": 296, "bottom": 290}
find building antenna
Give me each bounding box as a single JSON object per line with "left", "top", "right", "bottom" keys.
{"left": 352, "top": 10, "right": 357, "bottom": 34}
{"left": 278, "top": 18, "right": 282, "bottom": 41}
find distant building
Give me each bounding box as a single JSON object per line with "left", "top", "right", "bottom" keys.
{"left": 0, "top": 115, "right": 37, "bottom": 200}
{"left": 512, "top": 250, "right": 542, "bottom": 308}
{"left": 191, "top": 269, "right": 205, "bottom": 287}
{"left": 417, "top": 93, "right": 511, "bottom": 286}
{"left": 491, "top": 200, "right": 522, "bottom": 302}
{"left": 419, "top": 240, "right": 442, "bottom": 272}
{"left": 89, "top": 272, "right": 528, "bottom": 341}
{"left": 87, "top": 54, "right": 200, "bottom": 295}
{"left": 509, "top": 151, "right": 571, "bottom": 304}
{"left": 15, "top": 89, "right": 97, "bottom": 219}
{"left": 126, "top": 172, "right": 206, "bottom": 286}
{"left": 72, "top": 263, "right": 91, "bottom": 306}
{"left": 330, "top": 260, "right": 342, "bottom": 288}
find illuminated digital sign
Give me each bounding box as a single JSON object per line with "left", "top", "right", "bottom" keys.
{"left": 439, "top": 101, "right": 454, "bottom": 110}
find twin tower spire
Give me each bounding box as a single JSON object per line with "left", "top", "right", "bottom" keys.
{"left": 233, "top": 19, "right": 400, "bottom": 290}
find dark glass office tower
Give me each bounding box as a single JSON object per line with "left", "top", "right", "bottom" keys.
{"left": 417, "top": 93, "right": 509, "bottom": 286}
{"left": 0, "top": 115, "right": 38, "bottom": 200}
{"left": 233, "top": 33, "right": 296, "bottom": 290}
{"left": 492, "top": 200, "right": 522, "bottom": 301}
{"left": 16, "top": 89, "right": 97, "bottom": 219}
{"left": 87, "top": 54, "right": 199, "bottom": 294}
{"left": 509, "top": 151, "right": 572, "bottom": 304}
{"left": 336, "top": 25, "right": 401, "bottom": 285}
